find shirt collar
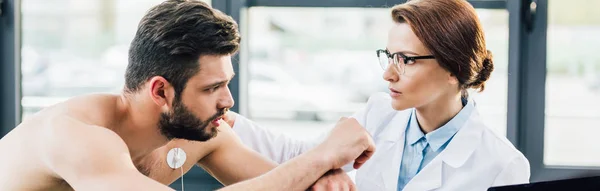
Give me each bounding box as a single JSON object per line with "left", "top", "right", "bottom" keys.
{"left": 406, "top": 97, "right": 475, "bottom": 151}
{"left": 406, "top": 110, "right": 425, "bottom": 146}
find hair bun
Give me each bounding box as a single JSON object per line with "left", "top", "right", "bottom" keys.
{"left": 468, "top": 50, "right": 494, "bottom": 91}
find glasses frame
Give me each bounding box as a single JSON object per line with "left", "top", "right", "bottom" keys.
{"left": 376, "top": 49, "right": 435, "bottom": 74}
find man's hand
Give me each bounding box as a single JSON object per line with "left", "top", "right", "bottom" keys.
{"left": 309, "top": 169, "right": 356, "bottom": 191}
{"left": 316, "top": 117, "right": 376, "bottom": 170}
{"left": 223, "top": 111, "right": 237, "bottom": 128}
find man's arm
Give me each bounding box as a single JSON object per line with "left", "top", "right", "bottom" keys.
{"left": 136, "top": 121, "right": 285, "bottom": 186}
{"left": 219, "top": 147, "right": 331, "bottom": 191}
{"left": 218, "top": 117, "right": 375, "bottom": 191}
{"left": 197, "top": 122, "right": 278, "bottom": 185}
{"left": 40, "top": 118, "right": 173, "bottom": 191}
{"left": 228, "top": 115, "right": 359, "bottom": 190}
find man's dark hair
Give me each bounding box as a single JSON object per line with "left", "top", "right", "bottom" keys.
{"left": 125, "top": 0, "right": 240, "bottom": 97}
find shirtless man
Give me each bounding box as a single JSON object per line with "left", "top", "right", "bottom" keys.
{"left": 0, "top": 0, "right": 375, "bottom": 190}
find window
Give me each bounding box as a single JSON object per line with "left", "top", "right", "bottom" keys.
{"left": 544, "top": 0, "right": 600, "bottom": 167}
{"left": 21, "top": 0, "right": 168, "bottom": 117}
{"left": 472, "top": 9, "right": 509, "bottom": 137}
{"left": 20, "top": 0, "right": 212, "bottom": 119}
{"left": 244, "top": 7, "right": 510, "bottom": 140}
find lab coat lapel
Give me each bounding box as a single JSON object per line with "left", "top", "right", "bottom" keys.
{"left": 401, "top": 156, "right": 444, "bottom": 191}
{"left": 438, "top": 109, "right": 484, "bottom": 168}
{"left": 375, "top": 110, "right": 411, "bottom": 191}
{"left": 402, "top": 109, "right": 485, "bottom": 191}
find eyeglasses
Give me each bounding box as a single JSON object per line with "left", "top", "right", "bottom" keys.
{"left": 376, "top": 49, "right": 435, "bottom": 75}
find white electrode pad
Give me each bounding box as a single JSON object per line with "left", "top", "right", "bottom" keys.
{"left": 166, "top": 147, "right": 187, "bottom": 169}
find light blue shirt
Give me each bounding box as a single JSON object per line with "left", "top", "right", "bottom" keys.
{"left": 397, "top": 98, "right": 474, "bottom": 191}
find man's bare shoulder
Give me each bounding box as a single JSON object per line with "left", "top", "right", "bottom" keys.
{"left": 32, "top": 114, "right": 169, "bottom": 191}
{"left": 43, "top": 114, "right": 128, "bottom": 153}
{"left": 40, "top": 116, "right": 132, "bottom": 177}
{"left": 20, "top": 94, "right": 126, "bottom": 155}
{"left": 25, "top": 94, "right": 118, "bottom": 124}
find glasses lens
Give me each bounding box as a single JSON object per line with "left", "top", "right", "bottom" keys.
{"left": 378, "top": 51, "right": 389, "bottom": 70}
{"left": 393, "top": 54, "right": 405, "bottom": 74}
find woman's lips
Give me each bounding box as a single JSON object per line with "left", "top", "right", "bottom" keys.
{"left": 389, "top": 88, "right": 402, "bottom": 97}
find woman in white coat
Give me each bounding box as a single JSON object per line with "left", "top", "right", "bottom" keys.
{"left": 230, "top": 0, "right": 530, "bottom": 190}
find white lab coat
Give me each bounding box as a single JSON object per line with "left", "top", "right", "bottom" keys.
{"left": 233, "top": 92, "right": 531, "bottom": 191}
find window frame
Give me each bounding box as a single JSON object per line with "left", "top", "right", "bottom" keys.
{"left": 0, "top": 0, "right": 20, "bottom": 138}
{"left": 507, "top": 0, "right": 600, "bottom": 181}
{"left": 247, "top": 0, "right": 506, "bottom": 9}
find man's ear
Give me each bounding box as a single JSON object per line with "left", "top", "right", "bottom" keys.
{"left": 148, "top": 76, "right": 176, "bottom": 111}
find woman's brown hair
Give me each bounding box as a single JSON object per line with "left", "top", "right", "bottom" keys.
{"left": 391, "top": 0, "right": 493, "bottom": 92}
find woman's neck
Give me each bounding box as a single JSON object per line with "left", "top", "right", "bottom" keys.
{"left": 414, "top": 92, "right": 464, "bottom": 134}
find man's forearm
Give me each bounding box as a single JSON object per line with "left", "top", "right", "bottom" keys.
{"left": 218, "top": 148, "right": 331, "bottom": 191}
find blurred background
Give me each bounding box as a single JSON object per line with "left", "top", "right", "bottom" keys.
{"left": 1, "top": 0, "right": 600, "bottom": 190}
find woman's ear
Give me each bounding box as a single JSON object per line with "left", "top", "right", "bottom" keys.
{"left": 447, "top": 71, "right": 459, "bottom": 86}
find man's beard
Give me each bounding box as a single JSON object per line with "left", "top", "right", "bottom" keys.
{"left": 158, "top": 99, "right": 227, "bottom": 142}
